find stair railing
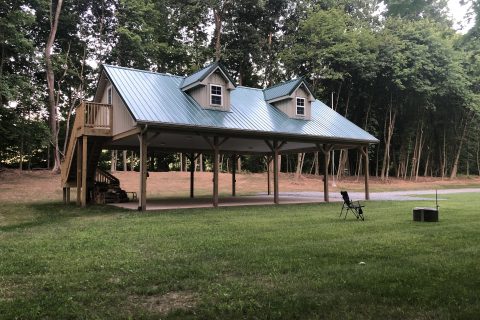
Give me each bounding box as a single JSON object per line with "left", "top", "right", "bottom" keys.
{"left": 95, "top": 168, "right": 120, "bottom": 186}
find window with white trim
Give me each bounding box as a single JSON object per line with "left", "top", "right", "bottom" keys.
{"left": 107, "top": 87, "right": 112, "bottom": 104}
{"left": 296, "top": 97, "right": 305, "bottom": 115}
{"left": 210, "top": 84, "right": 223, "bottom": 106}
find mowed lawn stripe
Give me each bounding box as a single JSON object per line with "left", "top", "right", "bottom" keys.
{"left": 0, "top": 194, "right": 479, "bottom": 319}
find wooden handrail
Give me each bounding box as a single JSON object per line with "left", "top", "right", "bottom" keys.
{"left": 83, "top": 102, "right": 112, "bottom": 129}
{"left": 95, "top": 168, "right": 120, "bottom": 186}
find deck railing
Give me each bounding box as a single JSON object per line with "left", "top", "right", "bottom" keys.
{"left": 81, "top": 101, "right": 112, "bottom": 129}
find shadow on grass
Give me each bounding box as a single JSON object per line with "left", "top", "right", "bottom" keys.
{"left": 0, "top": 202, "right": 130, "bottom": 232}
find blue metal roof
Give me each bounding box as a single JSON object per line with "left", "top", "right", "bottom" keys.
{"left": 263, "top": 78, "right": 304, "bottom": 101}
{"left": 103, "top": 65, "right": 378, "bottom": 144}
{"left": 181, "top": 61, "right": 235, "bottom": 90}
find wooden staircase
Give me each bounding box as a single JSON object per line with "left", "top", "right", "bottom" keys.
{"left": 61, "top": 101, "right": 116, "bottom": 206}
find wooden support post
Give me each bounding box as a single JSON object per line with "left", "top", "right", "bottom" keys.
{"left": 323, "top": 150, "right": 330, "bottom": 202}
{"left": 138, "top": 132, "right": 148, "bottom": 211}
{"left": 318, "top": 144, "right": 332, "bottom": 203}
{"left": 63, "top": 187, "right": 70, "bottom": 204}
{"left": 232, "top": 154, "right": 236, "bottom": 197}
{"left": 213, "top": 137, "right": 219, "bottom": 207}
{"left": 273, "top": 142, "right": 279, "bottom": 204}
{"left": 190, "top": 153, "right": 195, "bottom": 198}
{"left": 76, "top": 138, "right": 82, "bottom": 206}
{"left": 266, "top": 156, "right": 271, "bottom": 195}
{"left": 265, "top": 140, "right": 285, "bottom": 204}
{"left": 360, "top": 146, "right": 370, "bottom": 200}
{"left": 81, "top": 135, "right": 88, "bottom": 208}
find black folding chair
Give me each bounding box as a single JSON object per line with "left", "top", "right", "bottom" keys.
{"left": 340, "top": 191, "right": 365, "bottom": 221}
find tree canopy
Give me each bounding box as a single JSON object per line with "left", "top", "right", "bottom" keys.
{"left": 1, "top": 0, "right": 479, "bottom": 179}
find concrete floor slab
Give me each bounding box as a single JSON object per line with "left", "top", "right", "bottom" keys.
{"left": 109, "top": 188, "right": 480, "bottom": 211}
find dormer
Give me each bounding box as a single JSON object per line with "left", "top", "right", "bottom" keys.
{"left": 264, "top": 78, "right": 315, "bottom": 120}
{"left": 181, "top": 62, "right": 236, "bottom": 112}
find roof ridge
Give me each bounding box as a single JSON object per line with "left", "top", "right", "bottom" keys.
{"left": 237, "top": 85, "right": 263, "bottom": 91}
{"left": 183, "top": 61, "right": 217, "bottom": 79}
{"left": 263, "top": 77, "right": 303, "bottom": 92}
{"left": 103, "top": 64, "right": 185, "bottom": 79}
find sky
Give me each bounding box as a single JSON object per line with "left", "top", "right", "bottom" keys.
{"left": 448, "top": 0, "right": 475, "bottom": 33}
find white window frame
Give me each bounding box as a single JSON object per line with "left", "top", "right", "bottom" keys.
{"left": 210, "top": 84, "right": 223, "bottom": 107}
{"left": 296, "top": 97, "right": 305, "bottom": 116}
{"left": 107, "top": 86, "right": 113, "bottom": 105}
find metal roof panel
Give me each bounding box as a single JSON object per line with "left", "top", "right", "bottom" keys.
{"left": 103, "top": 65, "right": 378, "bottom": 144}
{"left": 263, "top": 78, "right": 303, "bottom": 101}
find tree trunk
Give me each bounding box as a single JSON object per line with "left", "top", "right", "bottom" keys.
{"left": 380, "top": 102, "right": 396, "bottom": 181}
{"left": 123, "top": 150, "right": 127, "bottom": 171}
{"left": 111, "top": 150, "right": 117, "bottom": 172}
{"left": 45, "top": 0, "right": 64, "bottom": 174}
{"left": 423, "top": 149, "right": 430, "bottom": 177}
{"left": 336, "top": 149, "right": 348, "bottom": 180}
{"left": 294, "top": 153, "right": 304, "bottom": 180}
{"left": 414, "top": 130, "right": 425, "bottom": 181}
{"left": 476, "top": 138, "right": 480, "bottom": 175}
{"left": 310, "top": 152, "right": 319, "bottom": 175}
{"left": 213, "top": 8, "right": 222, "bottom": 61}
{"left": 199, "top": 153, "right": 203, "bottom": 172}
{"left": 450, "top": 113, "right": 472, "bottom": 178}
{"left": 19, "top": 133, "right": 24, "bottom": 170}
{"left": 130, "top": 151, "right": 135, "bottom": 171}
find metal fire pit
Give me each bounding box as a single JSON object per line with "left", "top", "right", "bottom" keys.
{"left": 413, "top": 207, "right": 439, "bottom": 222}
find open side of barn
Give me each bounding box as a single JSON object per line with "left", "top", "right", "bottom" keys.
{"left": 61, "top": 63, "right": 378, "bottom": 210}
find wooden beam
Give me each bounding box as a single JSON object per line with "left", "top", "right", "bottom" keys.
{"left": 213, "top": 136, "right": 219, "bottom": 207}
{"left": 273, "top": 141, "right": 279, "bottom": 204}
{"left": 277, "top": 141, "right": 287, "bottom": 150}
{"left": 264, "top": 140, "right": 274, "bottom": 152}
{"left": 232, "top": 154, "right": 236, "bottom": 197}
{"left": 321, "top": 145, "right": 331, "bottom": 203}
{"left": 147, "top": 131, "right": 161, "bottom": 144}
{"left": 202, "top": 136, "right": 215, "bottom": 149}
{"left": 190, "top": 152, "right": 195, "bottom": 198}
{"left": 218, "top": 137, "right": 229, "bottom": 147}
{"left": 266, "top": 155, "right": 271, "bottom": 195}
{"left": 138, "top": 133, "right": 148, "bottom": 211}
{"left": 265, "top": 140, "right": 287, "bottom": 153}
{"left": 359, "top": 146, "right": 370, "bottom": 200}
{"left": 76, "top": 138, "right": 82, "bottom": 206}
{"left": 81, "top": 136, "right": 88, "bottom": 208}
{"left": 63, "top": 187, "right": 71, "bottom": 204}
{"left": 112, "top": 127, "right": 141, "bottom": 141}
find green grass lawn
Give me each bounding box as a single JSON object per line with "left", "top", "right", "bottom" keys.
{"left": 1, "top": 195, "right": 479, "bottom": 319}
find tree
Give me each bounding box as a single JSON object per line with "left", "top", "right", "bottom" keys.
{"left": 44, "top": 0, "right": 64, "bottom": 173}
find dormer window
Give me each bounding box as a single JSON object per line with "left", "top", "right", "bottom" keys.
{"left": 296, "top": 97, "right": 305, "bottom": 116}
{"left": 210, "top": 84, "right": 223, "bottom": 106}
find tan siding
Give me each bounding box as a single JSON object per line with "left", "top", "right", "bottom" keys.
{"left": 112, "top": 87, "right": 136, "bottom": 135}
{"left": 100, "top": 81, "right": 111, "bottom": 104}
{"left": 294, "top": 87, "right": 311, "bottom": 120}
{"left": 188, "top": 85, "right": 207, "bottom": 107}
{"left": 188, "top": 70, "right": 231, "bottom": 112}
{"left": 273, "top": 99, "right": 292, "bottom": 117}
{"left": 206, "top": 71, "right": 230, "bottom": 111}
{"left": 97, "top": 79, "right": 136, "bottom": 135}
{"left": 272, "top": 86, "right": 311, "bottom": 120}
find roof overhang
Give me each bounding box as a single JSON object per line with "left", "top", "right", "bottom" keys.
{"left": 107, "top": 121, "right": 376, "bottom": 155}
